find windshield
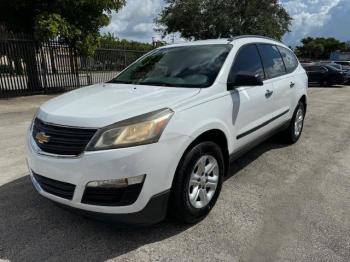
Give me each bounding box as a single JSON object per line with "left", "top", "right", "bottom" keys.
{"left": 330, "top": 64, "right": 342, "bottom": 70}
{"left": 326, "top": 65, "right": 342, "bottom": 71}
{"left": 109, "top": 44, "right": 232, "bottom": 88}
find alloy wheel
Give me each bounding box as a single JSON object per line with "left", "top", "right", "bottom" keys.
{"left": 188, "top": 155, "right": 219, "bottom": 209}
{"left": 294, "top": 107, "right": 304, "bottom": 137}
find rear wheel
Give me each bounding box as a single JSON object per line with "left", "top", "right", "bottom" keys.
{"left": 281, "top": 102, "right": 305, "bottom": 144}
{"left": 321, "top": 79, "right": 332, "bottom": 87}
{"left": 169, "top": 141, "right": 224, "bottom": 224}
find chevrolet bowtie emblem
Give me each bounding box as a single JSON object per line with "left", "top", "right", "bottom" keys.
{"left": 35, "top": 132, "right": 50, "bottom": 144}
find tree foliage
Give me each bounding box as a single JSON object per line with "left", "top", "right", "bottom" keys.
{"left": 99, "top": 33, "right": 153, "bottom": 51}
{"left": 345, "top": 41, "right": 350, "bottom": 51}
{"left": 0, "top": 0, "right": 126, "bottom": 55}
{"left": 156, "top": 0, "right": 292, "bottom": 40}
{"left": 295, "top": 37, "right": 347, "bottom": 59}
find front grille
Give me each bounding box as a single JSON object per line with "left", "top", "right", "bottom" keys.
{"left": 33, "top": 172, "right": 76, "bottom": 200}
{"left": 32, "top": 118, "right": 96, "bottom": 156}
{"left": 82, "top": 184, "right": 143, "bottom": 206}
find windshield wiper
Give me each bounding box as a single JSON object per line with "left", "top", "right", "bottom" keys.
{"left": 107, "top": 79, "right": 133, "bottom": 84}
{"left": 138, "top": 81, "right": 176, "bottom": 87}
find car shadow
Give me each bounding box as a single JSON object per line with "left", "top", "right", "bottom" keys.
{"left": 0, "top": 137, "right": 289, "bottom": 261}
{"left": 225, "top": 137, "right": 288, "bottom": 181}
{"left": 0, "top": 176, "right": 191, "bottom": 261}
{"left": 308, "top": 83, "right": 346, "bottom": 88}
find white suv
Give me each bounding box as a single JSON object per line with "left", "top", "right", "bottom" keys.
{"left": 26, "top": 36, "right": 308, "bottom": 225}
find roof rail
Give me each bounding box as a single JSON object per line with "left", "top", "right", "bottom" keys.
{"left": 228, "top": 35, "right": 282, "bottom": 44}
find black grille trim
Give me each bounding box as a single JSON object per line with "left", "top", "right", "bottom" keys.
{"left": 32, "top": 118, "right": 97, "bottom": 156}
{"left": 82, "top": 183, "right": 143, "bottom": 206}
{"left": 33, "top": 172, "right": 76, "bottom": 200}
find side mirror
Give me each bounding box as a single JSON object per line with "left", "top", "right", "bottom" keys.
{"left": 227, "top": 73, "right": 264, "bottom": 90}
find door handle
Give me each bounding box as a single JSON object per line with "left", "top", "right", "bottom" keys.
{"left": 290, "top": 82, "right": 295, "bottom": 88}
{"left": 265, "top": 89, "right": 273, "bottom": 98}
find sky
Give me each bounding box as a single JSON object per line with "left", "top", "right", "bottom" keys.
{"left": 101, "top": 0, "right": 350, "bottom": 46}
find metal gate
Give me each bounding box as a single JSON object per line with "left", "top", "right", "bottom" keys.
{"left": 0, "top": 36, "right": 147, "bottom": 98}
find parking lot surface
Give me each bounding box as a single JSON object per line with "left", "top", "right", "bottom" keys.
{"left": 0, "top": 86, "right": 350, "bottom": 262}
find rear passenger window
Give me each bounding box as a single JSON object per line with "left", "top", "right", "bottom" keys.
{"left": 277, "top": 46, "right": 299, "bottom": 73}
{"left": 228, "top": 44, "right": 265, "bottom": 82}
{"left": 257, "top": 44, "right": 286, "bottom": 79}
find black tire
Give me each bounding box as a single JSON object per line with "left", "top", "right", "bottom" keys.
{"left": 320, "top": 80, "right": 327, "bottom": 87}
{"left": 320, "top": 79, "right": 332, "bottom": 87}
{"left": 169, "top": 141, "right": 225, "bottom": 224}
{"left": 281, "top": 102, "right": 305, "bottom": 144}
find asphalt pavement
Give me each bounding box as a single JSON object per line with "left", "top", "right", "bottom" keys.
{"left": 0, "top": 86, "right": 349, "bottom": 261}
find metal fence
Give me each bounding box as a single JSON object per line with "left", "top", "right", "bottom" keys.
{"left": 0, "top": 36, "right": 148, "bottom": 98}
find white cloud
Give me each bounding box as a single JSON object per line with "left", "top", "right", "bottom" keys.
{"left": 101, "top": 0, "right": 164, "bottom": 43}
{"left": 101, "top": 0, "right": 350, "bottom": 45}
{"left": 132, "top": 23, "right": 154, "bottom": 33}
{"left": 282, "top": 0, "right": 349, "bottom": 45}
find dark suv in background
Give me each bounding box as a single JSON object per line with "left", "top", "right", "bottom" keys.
{"left": 304, "top": 64, "right": 346, "bottom": 86}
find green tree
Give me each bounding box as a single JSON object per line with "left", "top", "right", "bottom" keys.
{"left": 99, "top": 33, "right": 153, "bottom": 51}
{"left": 295, "top": 37, "right": 346, "bottom": 59}
{"left": 156, "top": 0, "right": 292, "bottom": 40}
{"left": 0, "top": 0, "right": 126, "bottom": 90}
{"left": 344, "top": 41, "right": 350, "bottom": 51}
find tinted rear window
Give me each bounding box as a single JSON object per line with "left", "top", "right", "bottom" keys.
{"left": 277, "top": 46, "right": 299, "bottom": 73}
{"left": 258, "top": 44, "right": 286, "bottom": 79}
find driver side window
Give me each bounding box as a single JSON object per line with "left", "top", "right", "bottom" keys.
{"left": 228, "top": 44, "right": 265, "bottom": 83}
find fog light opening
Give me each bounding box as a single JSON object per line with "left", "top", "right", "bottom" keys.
{"left": 86, "top": 174, "right": 145, "bottom": 188}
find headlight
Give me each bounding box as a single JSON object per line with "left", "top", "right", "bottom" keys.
{"left": 87, "top": 108, "right": 174, "bottom": 151}
{"left": 29, "top": 108, "right": 39, "bottom": 132}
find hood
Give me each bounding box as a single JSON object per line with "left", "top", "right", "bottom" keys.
{"left": 38, "top": 83, "right": 200, "bottom": 128}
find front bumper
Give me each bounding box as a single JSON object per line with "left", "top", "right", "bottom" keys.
{"left": 50, "top": 187, "right": 170, "bottom": 226}
{"left": 26, "top": 129, "right": 192, "bottom": 224}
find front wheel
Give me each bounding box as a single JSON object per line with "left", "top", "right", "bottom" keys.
{"left": 169, "top": 141, "right": 224, "bottom": 224}
{"left": 281, "top": 102, "right": 305, "bottom": 144}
